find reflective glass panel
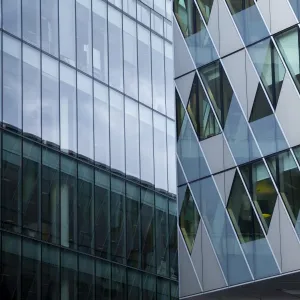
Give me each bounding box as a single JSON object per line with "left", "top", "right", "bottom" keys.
{"left": 112, "top": 265, "right": 126, "bottom": 300}
{"left": 142, "top": 273, "right": 156, "bottom": 299}
{"left": 157, "top": 278, "right": 170, "bottom": 300}
{"left": 290, "top": 0, "right": 300, "bottom": 19}
{"left": 3, "top": 0, "right": 21, "bottom": 37}
{"left": 167, "top": 120, "right": 176, "bottom": 195}
{"left": 78, "top": 255, "right": 94, "bottom": 300}
{"left": 128, "top": 269, "right": 141, "bottom": 299}
{"left": 179, "top": 185, "right": 200, "bottom": 253}
{"left": 96, "top": 260, "right": 111, "bottom": 300}
{"left": 169, "top": 199, "right": 178, "bottom": 280}
{"left": 124, "top": 0, "right": 137, "bottom": 17}
{"left": 165, "top": 42, "right": 175, "bottom": 119}
{"left": 196, "top": 0, "right": 214, "bottom": 23}
{"left": 176, "top": 89, "right": 185, "bottom": 139}
{"left": 190, "top": 177, "right": 253, "bottom": 285}
{"left": 226, "top": 0, "right": 268, "bottom": 45}
{"left": 174, "top": 0, "right": 218, "bottom": 67}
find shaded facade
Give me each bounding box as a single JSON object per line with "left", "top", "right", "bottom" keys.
{"left": 174, "top": 0, "right": 300, "bottom": 299}
{"left": 0, "top": 0, "right": 178, "bottom": 299}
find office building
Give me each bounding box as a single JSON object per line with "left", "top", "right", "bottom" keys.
{"left": 0, "top": 0, "right": 178, "bottom": 299}
{"left": 174, "top": 0, "right": 300, "bottom": 299}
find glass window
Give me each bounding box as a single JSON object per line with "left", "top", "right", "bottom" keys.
{"left": 125, "top": 98, "right": 140, "bottom": 178}
{"left": 23, "top": 45, "right": 41, "bottom": 138}
{"left": 2, "top": 133, "right": 22, "bottom": 232}
{"left": 141, "top": 188, "right": 155, "bottom": 273}
{"left": 92, "top": 0, "right": 108, "bottom": 83}
{"left": 268, "top": 150, "right": 300, "bottom": 235}
{"left": 275, "top": 27, "right": 300, "bottom": 93}
{"left": 165, "top": 42, "right": 175, "bottom": 119}
{"left": 22, "top": 0, "right": 40, "bottom": 46}
{"left": 196, "top": 0, "right": 214, "bottom": 23}
{"left": 190, "top": 176, "right": 253, "bottom": 285}
{"left": 187, "top": 73, "right": 221, "bottom": 140}
{"left": 41, "top": 148, "right": 60, "bottom": 244}
{"left": 108, "top": 6, "right": 123, "bottom": 91}
{"left": 1, "top": 233, "right": 21, "bottom": 298}
{"left": 226, "top": 0, "right": 268, "bottom": 45}
{"left": 156, "top": 194, "right": 169, "bottom": 277}
{"left": 154, "top": 0, "right": 165, "bottom": 16}
{"left": 171, "top": 282, "right": 179, "bottom": 300}
{"left": 112, "top": 265, "right": 126, "bottom": 300}
{"left": 108, "top": 0, "right": 122, "bottom": 8}
{"left": 154, "top": 113, "right": 168, "bottom": 191}
{"left": 42, "top": 54, "right": 59, "bottom": 146}
{"left": 41, "top": 0, "right": 59, "bottom": 57}
{"left": 124, "top": 0, "right": 136, "bottom": 17}
{"left": 3, "top": 34, "right": 22, "bottom": 131}
{"left": 22, "top": 238, "right": 41, "bottom": 299}
{"left": 169, "top": 198, "right": 178, "bottom": 280}
{"left": 76, "top": 0, "right": 92, "bottom": 74}
{"left": 152, "top": 34, "right": 166, "bottom": 114}
{"left": 151, "top": 11, "right": 164, "bottom": 36}
{"left": 60, "top": 64, "right": 77, "bottom": 154}
{"left": 248, "top": 38, "right": 286, "bottom": 108}
{"left": 41, "top": 244, "right": 60, "bottom": 299}
{"left": 94, "top": 81, "right": 109, "bottom": 167}
{"left": 128, "top": 269, "right": 141, "bottom": 299}
{"left": 96, "top": 260, "right": 111, "bottom": 300}
{"left": 61, "top": 249, "right": 78, "bottom": 299}
{"left": 78, "top": 255, "right": 94, "bottom": 300}
{"left": 142, "top": 273, "right": 156, "bottom": 299}
{"left": 138, "top": 25, "right": 152, "bottom": 107}
{"left": 59, "top": 0, "right": 76, "bottom": 66}
{"left": 166, "top": 0, "right": 172, "bottom": 20}
{"left": 177, "top": 115, "right": 210, "bottom": 182}
{"left": 139, "top": 105, "right": 154, "bottom": 185}
{"left": 78, "top": 164, "right": 94, "bottom": 253}
{"left": 137, "top": 1, "right": 151, "bottom": 27}
{"left": 3, "top": 0, "right": 21, "bottom": 37}
{"left": 22, "top": 140, "right": 41, "bottom": 238}
{"left": 164, "top": 19, "right": 173, "bottom": 42}
{"left": 179, "top": 185, "right": 200, "bottom": 253}
{"left": 126, "top": 183, "right": 141, "bottom": 268}
{"left": 141, "top": 0, "right": 153, "bottom": 8}
{"left": 110, "top": 90, "right": 125, "bottom": 174}
{"left": 157, "top": 278, "right": 169, "bottom": 300}
{"left": 77, "top": 73, "right": 93, "bottom": 160}
{"left": 167, "top": 120, "right": 176, "bottom": 195}
{"left": 174, "top": 0, "right": 218, "bottom": 67}
{"left": 95, "top": 169, "right": 110, "bottom": 258}
{"left": 290, "top": 0, "right": 300, "bottom": 19}
{"left": 123, "top": 16, "right": 138, "bottom": 99}
{"left": 61, "top": 156, "right": 77, "bottom": 249}
{"left": 111, "top": 176, "right": 126, "bottom": 263}
{"left": 176, "top": 89, "right": 185, "bottom": 139}
{"left": 241, "top": 160, "right": 278, "bottom": 232}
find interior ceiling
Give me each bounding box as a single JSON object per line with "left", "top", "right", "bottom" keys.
{"left": 185, "top": 271, "right": 300, "bottom": 299}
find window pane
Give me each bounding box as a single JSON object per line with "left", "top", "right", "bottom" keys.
{"left": 154, "top": 113, "right": 168, "bottom": 191}
{"left": 77, "top": 73, "right": 93, "bottom": 160}
{"left": 141, "top": 188, "right": 155, "bottom": 273}
{"left": 110, "top": 90, "right": 125, "bottom": 174}
{"left": 41, "top": 244, "right": 60, "bottom": 299}
{"left": 123, "top": 16, "right": 138, "bottom": 99}
{"left": 157, "top": 278, "right": 169, "bottom": 300}
{"left": 112, "top": 265, "right": 126, "bottom": 300}
{"left": 111, "top": 176, "right": 126, "bottom": 263}
{"left": 152, "top": 34, "right": 165, "bottom": 114}
{"left": 76, "top": 0, "right": 92, "bottom": 74}
{"left": 78, "top": 255, "right": 94, "bottom": 300}
{"left": 108, "top": 6, "right": 123, "bottom": 91}
{"left": 196, "top": 0, "right": 214, "bottom": 23}
{"left": 60, "top": 64, "right": 77, "bottom": 154}
{"left": 169, "top": 198, "right": 178, "bottom": 280}
{"left": 125, "top": 98, "right": 140, "bottom": 178}
{"left": 94, "top": 81, "right": 109, "bottom": 167}
{"left": 128, "top": 269, "right": 141, "bottom": 300}
{"left": 78, "top": 164, "right": 94, "bottom": 253}
{"left": 154, "top": 0, "right": 165, "bottom": 16}
{"left": 41, "top": 0, "right": 59, "bottom": 57}
{"left": 61, "top": 156, "right": 77, "bottom": 249}
{"left": 137, "top": 2, "right": 151, "bottom": 27}
{"left": 142, "top": 273, "right": 156, "bottom": 300}
{"left": 108, "top": 0, "right": 122, "bottom": 8}
{"left": 124, "top": 0, "right": 136, "bottom": 17}
{"left": 42, "top": 148, "right": 60, "bottom": 244}
{"left": 23, "top": 45, "right": 41, "bottom": 138}
{"left": 42, "top": 54, "right": 60, "bottom": 146}
{"left": 22, "top": 0, "right": 40, "bottom": 46}
{"left": 3, "top": 0, "right": 21, "bottom": 37}
{"left": 165, "top": 42, "right": 175, "bottom": 119}
{"left": 95, "top": 169, "right": 110, "bottom": 258}
{"left": 151, "top": 11, "right": 163, "bottom": 36}
{"left": 138, "top": 25, "right": 152, "bottom": 107}
{"left": 126, "top": 182, "right": 141, "bottom": 268}
{"left": 96, "top": 260, "right": 111, "bottom": 300}
{"left": 59, "top": 0, "right": 76, "bottom": 66}
{"left": 2, "top": 133, "right": 22, "bottom": 231}
{"left": 167, "top": 120, "right": 176, "bottom": 195}
{"left": 3, "top": 34, "right": 22, "bottom": 131}
{"left": 139, "top": 105, "right": 154, "bottom": 185}
{"left": 92, "top": 0, "right": 108, "bottom": 83}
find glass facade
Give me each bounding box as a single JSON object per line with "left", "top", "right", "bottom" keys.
{"left": 0, "top": 0, "right": 177, "bottom": 299}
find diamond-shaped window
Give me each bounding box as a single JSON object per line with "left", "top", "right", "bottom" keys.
{"left": 227, "top": 172, "right": 265, "bottom": 243}
{"left": 179, "top": 185, "right": 200, "bottom": 253}
{"left": 187, "top": 74, "right": 221, "bottom": 141}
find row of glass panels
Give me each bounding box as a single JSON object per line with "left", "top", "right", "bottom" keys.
{"left": 0, "top": 129, "right": 178, "bottom": 280}
{"left": 0, "top": 0, "right": 174, "bottom": 117}
{"left": 0, "top": 31, "right": 176, "bottom": 193}
{"left": 0, "top": 231, "right": 178, "bottom": 299}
